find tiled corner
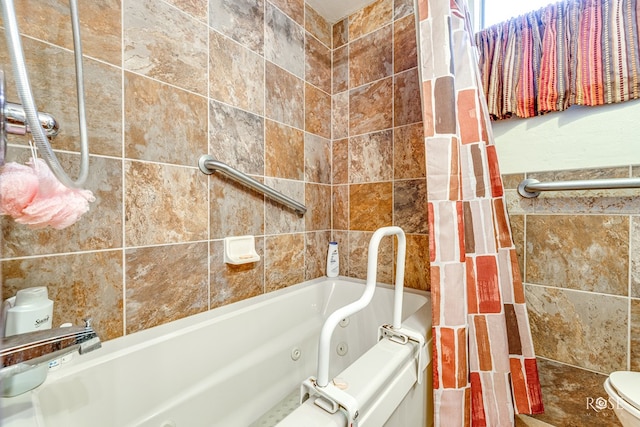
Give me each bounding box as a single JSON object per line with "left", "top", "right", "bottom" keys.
{"left": 125, "top": 243, "right": 209, "bottom": 334}
{"left": 209, "top": 0, "right": 264, "bottom": 54}
{"left": 332, "top": 18, "right": 348, "bottom": 49}
{"left": 332, "top": 138, "right": 349, "bottom": 185}
{"left": 332, "top": 91, "right": 349, "bottom": 139}
{"left": 404, "top": 233, "right": 430, "bottom": 290}
{"left": 210, "top": 239, "right": 265, "bottom": 309}
{"left": 332, "top": 185, "right": 349, "bottom": 231}
{"left": 333, "top": 45, "right": 349, "bottom": 94}
{"left": 305, "top": 183, "right": 332, "bottom": 231}
{"left": 305, "top": 33, "right": 332, "bottom": 94}
{"left": 305, "top": 231, "right": 332, "bottom": 280}
{"left": 632, "top": 298, "right": 640, "bottom": 371}
{"left": 525, "top": 285, "right": 627, "bottom": 373}
{"left": 2, "top": 251, "right": 124, "bottom": 341}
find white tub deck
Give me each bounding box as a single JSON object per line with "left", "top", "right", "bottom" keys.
{"left": 1, "top": 277, "right": 431, "bottom": 427}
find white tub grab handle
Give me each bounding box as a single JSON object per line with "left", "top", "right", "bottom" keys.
{"left": 316, "top": 226, "right": 406, "bottom": 388}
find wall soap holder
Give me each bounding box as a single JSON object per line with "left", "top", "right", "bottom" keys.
{"left": 224, "top": 235, "right": 260, "bottom": 265}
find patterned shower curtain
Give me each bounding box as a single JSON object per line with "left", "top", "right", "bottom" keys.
{"left": 416, "top": 0, "right": 545, "bottom": 425}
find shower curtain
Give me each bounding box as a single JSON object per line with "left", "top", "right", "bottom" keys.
{"left": 416, "top": 0, "right": 544, "bottom": 425}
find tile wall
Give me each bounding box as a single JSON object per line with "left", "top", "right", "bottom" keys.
{"left": 330, "top": 0, "right": 430, "bottom": 290}
{"left": 504, "top": 167, "right": 640, "bottom": 426}
{"left": 0, "top": 0, "right": 429, "bottom": 342}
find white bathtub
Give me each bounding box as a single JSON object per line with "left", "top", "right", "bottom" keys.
{"left": 1, "top": 276, "right": 432, "bottom": 427}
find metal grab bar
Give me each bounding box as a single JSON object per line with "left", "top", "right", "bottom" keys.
{"left": 518, "top": 177, "right": 640, "bottom": 198}
{"left": 198, "top": 155, "right": 307, "bottom": 215}
{"left": 315, "top": 226, "right": 406, "bottom": 388}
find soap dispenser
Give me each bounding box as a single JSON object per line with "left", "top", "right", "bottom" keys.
{"left": 2, "top": 286, "right": 54, "bottom": 397}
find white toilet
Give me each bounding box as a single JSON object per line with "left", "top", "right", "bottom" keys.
{"left": 604, "top": 371, "right": 640, "bottom": 427}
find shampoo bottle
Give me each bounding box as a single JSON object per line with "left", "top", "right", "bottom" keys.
{"left": 2, "top": 287, "right": 54, "bottom": 397}
{"left": 326, "top": 241, "right": 339, "bottom": 278}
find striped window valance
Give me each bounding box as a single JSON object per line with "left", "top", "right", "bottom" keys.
{"left": 476, "top": 0, "right": 640, "bottom": 120}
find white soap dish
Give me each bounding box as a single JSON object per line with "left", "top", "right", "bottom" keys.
{"left": 223, "top": 235, "right": 260, "bottom": 265}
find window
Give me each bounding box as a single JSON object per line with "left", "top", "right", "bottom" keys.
{"left": 479, "top": 0, "right": 556, "bottom": 29}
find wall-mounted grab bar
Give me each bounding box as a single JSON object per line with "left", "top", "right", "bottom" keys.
{"left": 198, "top": 155, "right": 307, "bottom": 215}
{"left": 518, "top": 177, "right": 640, "bottom": 198}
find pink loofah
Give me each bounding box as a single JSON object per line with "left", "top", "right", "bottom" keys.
{"left": 0, "top": 158, "right": 95, "bottom": 230}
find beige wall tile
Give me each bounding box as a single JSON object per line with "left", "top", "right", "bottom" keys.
{"left": 265, "top": 234, "right": 305, "bottom": 291}
{"left": 349, "top": 182, "right": 393, "bottom": 231}
{"left": 265, "top": 120, "right": 304, "bottom": 180}
{"left": 210, "top": 175, "right": 265, "bottom": 239}
{"left": 305, "top": 134, "right": 332, "bottom": 184}
{"left": 394, "top": 122, "right": 426, "bottom": 179}
{"left": 394, "top": 179, "right": 428, "bottom": 234}
{"left": 332, "top": 185, "right": 349, "bottom": 231}
{"left": 348, "top": 26, "right": 393, "bottom": 88}
{"left": 126, "top": 243, "right": 209, "bottom": 333}
{"left": 266, "top": 3, "right": 305, "bottom": 78}
{"left": 632, "top": 298, "right": 640, "bottom": 371}
{"left": 348, "top": 0, "right": 393, "bottom": 40}
{"left": 349, "top": 130, "right": 393, "bottom": 183}
{"left": 305, "top": 183, "right": 332, "bottom": 231}
{"left": 404, "top": 233, "right": 430, "bottom": 291}
{"left": 349, "top": 77, "right": 393, "bottom": 135}
{"left": 306, "top": 34, "right": 332, "bottom": 94}
{"left": 209, "top": 0, "right": 264, "bottom": 54}
{"left": 265, "top": 61, "right": 305, "bottom": 129}
{"left": 348, "top": 230, "right": 393, "bottom": 283}
{"left": 305, "top": 83, "right": 332, "bottom": 138}
{"left": 526, "top": 215, "right": 629, "bottom": 295}
{"left": 332, "top": 18, "right": 348, "bottom": 49}
{"left": 305, "top": 231, "right": 332, "bottom": 280}
{"left": 305, "top": 5, "right": 331, "bottom": 47}
{"left": 269, "top": 0, "right": 304, "bottom": 25}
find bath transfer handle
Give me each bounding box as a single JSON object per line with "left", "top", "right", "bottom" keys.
{"left": 198, "top": 155, "right": 307, "bottom": 215}
{"left": 316, "top": 226, "right": 406, "bottom": 388}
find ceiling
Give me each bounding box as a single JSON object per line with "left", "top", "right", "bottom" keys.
{"left": 306, "top": 0, "right": 377, "bottom": 23}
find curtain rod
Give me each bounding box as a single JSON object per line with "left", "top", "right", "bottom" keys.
{"left": 518, "top": 177, "right": 640, "bottom": 198}
{"left": 198, "top": 155, "right": 307, "bottom": 216}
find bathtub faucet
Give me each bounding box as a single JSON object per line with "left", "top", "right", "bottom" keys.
{"left": 0, "top": 319, "right": 101, "bottom": 381}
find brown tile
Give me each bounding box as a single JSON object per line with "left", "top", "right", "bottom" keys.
{"left": 124, "top": 0, "right": 208, "bottom": 94}
{"left": 266, "top": 3, "right": 305, "bottom": 78}
{"left": 394, "top": 14, "right": 418, "bottom": 73}
{"left": 348, "top": 231, "right": 393, "bottom": 283}
{"left": 305, "top": 83, "right": 332, "bottom": 138}
{"left": 333, "top": 138, "right": 349, "bottom": 185}
{"left": 332, "top": 91, "right": 349, "bottom": 139}
{"left": 269, "top": 0, "right": 304, "bottom": 25}
{"left": 265, "top": 120, "right": 304, "bottom": 180}
{"left": 333, "top": 46, "right": 349, "bottom": 94}
{"left": 209, "top": 0, "right": 264, "bottom": 54}
{"left": 305, "top": 4, "right": 331, "bottom": 47}
{"left": 166, "top": 0, "right": 208, "bottom": 22}
{"left": 209, "top": 100, "right": 265, "bottom": 176}
{"left": 349, "top": 26, "right": 393, "bottom": 88}
{"left": 265, "top": 234, "right": 305, "bottom": 292}
{"left": 209, "top": 29, "right": 265, "bottom": 115}
{"left": 526, "top": 215, "right": 629, "bottom": 295}
{"left": 305, "top": 134, "right": 332, "bottom": 184}
{"left": 265, "top": 61, "right": 305, "bottom": 129}
{"left": 349, "top": 182, "right": 393, "bottom": 231}
{"left": 305, "top": 183, "right": 332, "bottom": 231}
{"left": 1, "top": 152, "right": 122, "bottom": 258}
{"left": 306, "top": 231, "right": 332, "bottom": 280}
{"left": 395, "top": 68, "right": 423, "bottom": 127}
{"left": 210, "top": 174, "right": 265, "bottom": 239}
{"left": 531, "top": 358, "right": 622, "bottom": 427}
{"left": 394, "top": 180, "right": 428, "bottom": 234}
{"left": 264, "top": 179, "right": 305, "bottom": 234}
{"left": 349, "top": 130, "right": 393, "bottom": 183}
{"left": 526, "top": 285, "right": 627, "bottom": 373}
{"left": 210, "top": 239, "right": 264, "bottom": 309}
{"left": 333, "top": 185, "right": 349, "bottom": 230}
{"left": 502, "top": 173, "right": 525, "bottom": 190}
{"left": 124, "top": 72, "right": 208, "bottom": 165}
{"left": 306, "top": 34, "right": 332, "bottom": 94}
{"left": 349, "top": 0, "right": 393, "bottom": 40}
{"left": 404, "top": 234, "right": 430, "bottom": 291}
{"left": 394, "top": 0, "right": 415, "bottom": 19}
{"left": 349, "top": 77, "right": 393, "bottom": 136}
{"left": 2, "top": 251, "right": 124, "bottom": 341}
{"left": 332, "top": 18, "right": 348, "bottom": 49}
{"left": 125, "top": 161, "right": 208, "bottom": 246}
{"left": 12, "top": 0, "right": 121, "bottom": 66}
{"left": 125, "top": 243, "right": 208, "bottom": 334}
{"left": 394, "top": 122, "right": 426, "bottom": 179}
{"left": 632, "top": 298, "right": 640, "bottom": 371}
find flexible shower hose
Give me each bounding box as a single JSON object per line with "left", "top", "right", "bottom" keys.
{"left": 2, "top": 0, "right": 90, "bottom": 188}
